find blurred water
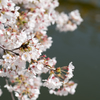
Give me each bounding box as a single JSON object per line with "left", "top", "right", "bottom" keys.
{"left": 59, "top": 0, "right": 100, "bottom": 7}
{"left": 38, "top": 1, "right": 100, "bottom": 100}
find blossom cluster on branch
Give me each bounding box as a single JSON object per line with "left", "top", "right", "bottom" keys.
{"left": 0, "top": 0, "right": 83, "bottom": 100}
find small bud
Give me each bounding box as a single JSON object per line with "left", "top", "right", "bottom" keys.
{"left": 56, "top": 67, "right": 61, "bottom": 73}
{"left": 42, "top": 55, "right": 46, "bottom": 58}
{"left": 47, "top": 57, "right": 50, "bottom": 60}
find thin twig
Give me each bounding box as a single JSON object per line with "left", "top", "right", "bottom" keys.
{"left": 0, "top": 44, "right": 19, "bottom": 56}
{"left": 12, "top": 47, "right": 21, "bottom": 51}
{"left": 4, "top": 77, "right": 15, "bottom": 100}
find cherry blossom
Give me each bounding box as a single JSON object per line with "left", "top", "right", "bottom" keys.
{"left": 0, "top": 0, "right": 83, "bottom": 100}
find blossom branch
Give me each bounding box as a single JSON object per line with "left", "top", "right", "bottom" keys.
{"left": 0, "top": 45, "right": 19, "bottom": 56}
{"left": 0, "top": 0, "right": 83, "bottom": 99}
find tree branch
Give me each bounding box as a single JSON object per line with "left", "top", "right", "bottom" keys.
{"left": 0, "top": 45, "right": 19, "bottom": 56}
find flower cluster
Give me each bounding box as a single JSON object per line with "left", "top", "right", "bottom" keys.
{"left": 0, "top": 0, "right": 83, "bottom": 100}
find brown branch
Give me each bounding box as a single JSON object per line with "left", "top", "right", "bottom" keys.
{"left": 0, "top": 44, "right": 19, "bottom": 56}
